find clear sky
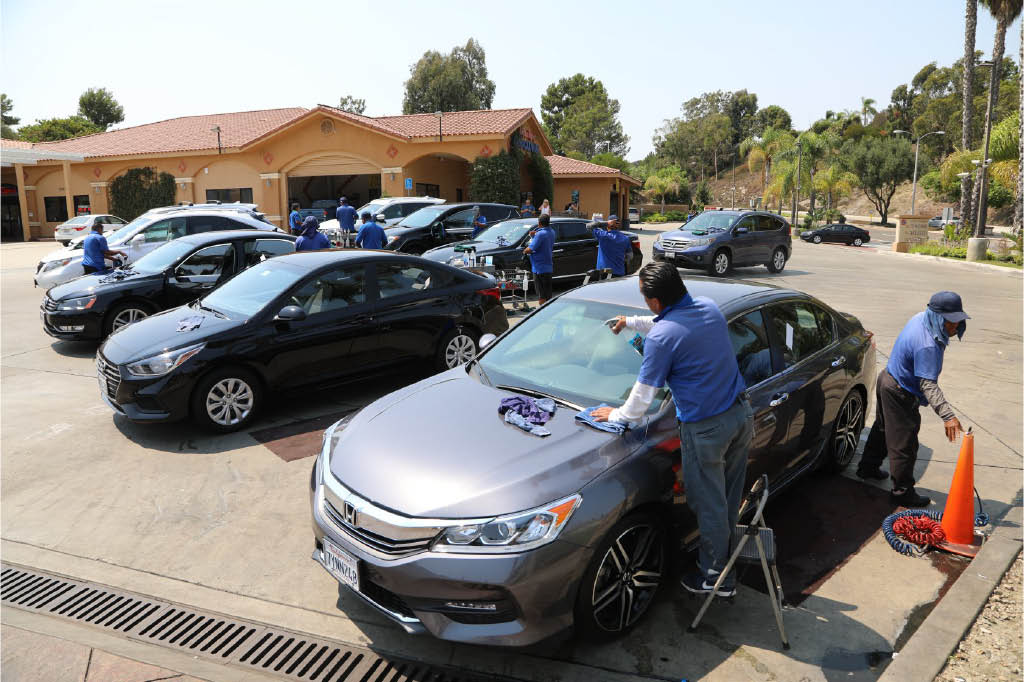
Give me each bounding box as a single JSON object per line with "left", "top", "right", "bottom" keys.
{"left": 1, "top": 0, "right": 1020, "bottom": 159}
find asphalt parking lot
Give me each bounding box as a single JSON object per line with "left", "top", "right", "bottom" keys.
{"left": 2, "top": 229, "right": 1022, "bottom": 682}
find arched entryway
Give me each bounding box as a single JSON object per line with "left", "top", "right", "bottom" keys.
{"left": 285, "top": 152, "right": 383, "bottom": 216}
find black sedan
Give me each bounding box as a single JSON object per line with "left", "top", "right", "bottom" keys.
{"left": 800, "top": 223, "right": 871, "bottom": 246}
{"left": 421, "top": 217, "right": 643, "bottom": 280}
{"left": 384, "top": 203, "right": 520, "bottom": 254}
{"left": 95, "top": 251, "right": 509, "bottom": 431}
{"left": 41, "top": 231, "right": 297, "bottom": 341}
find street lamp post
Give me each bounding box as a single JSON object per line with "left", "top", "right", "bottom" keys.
{"left": 975, "top": 60, "right": 997, "bottom": 235}
{"left": 792, "top": 140, "right": 802, "bottom": 226}
{"left": 893, "top": 129, "right": 944, "bottom": 215}
{"left": 972, "top": 158, "right": 992, "bottom": 232}
{"left": 434, "top": 111, "right": 443, "bottom": 143}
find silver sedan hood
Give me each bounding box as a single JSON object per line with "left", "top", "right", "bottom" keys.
{"left": 328, "top": 370, "right": 638, "bottom": 518}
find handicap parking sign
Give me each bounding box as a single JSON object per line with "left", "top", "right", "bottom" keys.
{"left": 405, "top": 177, "right": 413, "bottom": 191}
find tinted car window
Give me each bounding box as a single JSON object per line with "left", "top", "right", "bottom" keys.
{"left": 188, "top": 215, "right": 237, "bottom": 234}
{"left": 556, "top": 221, "right": 589, "bottom": 241}
{"left": 291, "top": 265, "right": 368, "bottom": 315}
{"left": 729, "top": 309, "right": 773, "bottom": 386}
{"left": 141, "top": 217, "right": 187, "bottom": 243}
{"left": 770, "top": 302, "right": 836, "bottom": 367}
{"left": 445, "top": 208, "right": 475, "bottom": 229}
{"left": 244, "top": 238, "right": 296, "bottom": 267}
{"left": 401, "top": 202, "right": 429, "bottom": 216}
{"left": 734, "top": 216, "right": 756, "bottom": 232}
{"left": 756, "top": 215, "right": 779, "bottom": 232}
{"left": 482, "top": 205, "right": 511, "bottom": 222}
{"left": 375, "top": 263, "right": 449, "bottom": 298}
{"left": 381, "top": 204, "right": 404, "bottom": 220}
{"left": 175, "top": 243, "right": 235, "bottom": 278}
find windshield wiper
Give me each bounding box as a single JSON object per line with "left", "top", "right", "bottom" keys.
{"left": 194, "top": 300, "right": 226, "bottom": 318}
{"left": 496, "top": 385, "right": 583, "bottom": 411}
{"left": 466, "top": 356, "right": 492, "bottom": 385}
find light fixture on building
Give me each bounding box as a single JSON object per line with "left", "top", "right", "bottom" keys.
{"left": 434, "top": 111, "right": 443, "bottom": 143}
{"left": 210, "top": 125, "right": 222, "bottom": 154}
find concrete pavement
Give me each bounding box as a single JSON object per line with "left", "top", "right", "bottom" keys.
{"left": 2, "top": 233, "right": 1021, "bottom": 681}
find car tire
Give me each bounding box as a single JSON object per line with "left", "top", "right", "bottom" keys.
{"left": 766, "top": 247, "right": 787, "bottom": 273}
{"left": 435, "top": 326, "right": 478, "bottom": 372}
{"left": 821, "top": 389, "right": 865, "bottom": 472}
{"left": 60, "top": 241, "right": 70, "bottom": 247}
{"left": 853, "top": 238, "right": 863, "bottom": 247}
{"left": 104, "top": 301, "right": 154, "bottom": 337}
{"left": 574, "top": 511, "right": 666, "bottom": 642}
{"left": 191, "top": 366, "right": 262, "bottom": 433}
{"left": 708, "top": 249, "right": 731, "bottom": 276}
{"left": 812, "top": 235, "right": 822, "bottom": 244}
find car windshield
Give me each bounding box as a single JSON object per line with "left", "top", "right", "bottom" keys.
{"left": 355, "top": 201, "right": 387, "bottom": 218}
{"left": 396, "top": 205, "right": 447, "bottom": 229}
{"left": 200, "top": 259, "right": 306, "bottom": 318}
{"left": 64, "top": 216, "right": 90, "bottom": 225}
{"left": 685, "top": 212, "right": 738, "bottom": 233}
{"left": 477, "top": 219, "right": 534, "bottom": 246}
{"left": 477, "top": 298, "right": 670, "bottom": 412}
{"left": 128, "top": 240, "right": 197, "bottom": 274}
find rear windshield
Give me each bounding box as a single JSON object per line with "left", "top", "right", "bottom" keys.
{"left": 397, "top": 206, "right": 447, "bottom": 229}
{"left": 64, "top": 216, "right": 90, "bottom": 225}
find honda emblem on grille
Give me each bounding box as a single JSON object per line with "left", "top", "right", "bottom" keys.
{"left": 342, "top": 502, "right": 358, "bottom": 527}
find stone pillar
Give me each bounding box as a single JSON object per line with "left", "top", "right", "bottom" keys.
{"left": 14, "top": 164, "right": 31, "bottom": 242}
{"left": 966, "top": 237, "right": 989, "bottom": 262}
{"left": 90, "top": 182, "right": 110, "bottom": 215}
{"left": 892, "top": 215, "right": 929, "bottom": 252}
{"left": 174, "top": 177, "right": 195, "bottom": 205}
{"left": 61, "top": 161, "right": 75, "bottom": 220}
{"left": 258, "top": 173, "right": 282, "bottom": 227}
{"left": 381, "top": 167, "right": 403, "bottom": 199}
{"left": 279, "top": 170, "right": 289, "bottom": 232}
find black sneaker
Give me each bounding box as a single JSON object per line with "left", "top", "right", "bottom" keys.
{"left": 681, "top": 571, "right": 736, "bottom": 597}
{"left": 857, "top": 467, "right": 890, "bottom": 481}
{"left": 891, "top": 487, "right": 931, "bottom": 507}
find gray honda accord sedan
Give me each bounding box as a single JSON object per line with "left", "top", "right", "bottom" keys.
{"left": 310, "top": 275, "right": 875, "bottom": 646}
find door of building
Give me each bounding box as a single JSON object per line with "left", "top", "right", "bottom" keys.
{"left": 1, "top": 195, "right": 23, "bottom": 242}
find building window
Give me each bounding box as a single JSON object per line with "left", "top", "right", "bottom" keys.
{"left": 44, "top": 196, "right": 68, "bottom": 222}
{"left": 206, "top": 188, "right": 253, "bottom": 204}
{"left": 74, "top": 195, "right": 91, "bottom": 216}
{"left": 456, "top": 188, "right": 463, "bottom": 202}
{"left": 415, "top": 183, "right": 439, "bottom": 197}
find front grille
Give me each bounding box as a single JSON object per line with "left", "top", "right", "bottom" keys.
{"left": 43, "top": 297, "right": 58, "bottom": 312}
{"left": 360, "top": 581, "right": 416, "bottom": 620}
{"left": 661, "top": 238, "right": 692, "bottom": 249}
{"left": 96, "top": 353, "right": 121, "bottom": 402}
{"left": 323, "top": 499, "right": 434, "bottom": 558}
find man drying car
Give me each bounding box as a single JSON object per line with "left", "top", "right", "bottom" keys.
{"left": 81, "top": 221, "right": 126, "bottom": 275}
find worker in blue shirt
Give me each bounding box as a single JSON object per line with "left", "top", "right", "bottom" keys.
{"left": 295, "top": 216, "right": 330, "bottom": 251}
{"left": 355, "top": 212, "right": 388, "bottom": 250}
{"left": 336, "top": 196, "right": 357, "bottom": 247}
{"left": 522, "top": 213, "right": 555, "bottom": 304}
{"left": 521, "top": 197, "right": 536, "bottom": 217}
{"left": 288, "top": 203, "right": 302, "bottom": 234}
{"left": 588, "top": 214, "right": 633, "bottom": 276}
{"left": 81, "top": 221, "right": 126, "bottom": 275}
{"left": 471, "top": 206, "right": 487, "bottom": 238}
{"left": 857, "top": 292, "right": 967, "bottom": 507}
{"left": 592, "top": 262, "right": 751, "bottom": 597}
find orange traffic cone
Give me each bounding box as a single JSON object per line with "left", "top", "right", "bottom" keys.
{"left": 937, "top": 429, "right": 983, "bottom": 557}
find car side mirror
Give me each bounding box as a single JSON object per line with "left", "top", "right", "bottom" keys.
{"left": 734, "top": 227, "right": 749, "bottom": 234}
{"left": 131, "top": 234, "right": 145, "bottom": 244}
{"left": 479, "top": 333, "right": 497, "bottom": 349}
{"left": 376, "top": 213, "right": 386, "bottom": 223}
{"left": 275, "top": 305, "right": 307, "bottom": 322}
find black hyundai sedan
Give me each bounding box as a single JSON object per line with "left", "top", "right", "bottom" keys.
{"left": 384, "top": 203, "right": 520, "bottom": 254}
{"left": 42, "top": 231, "right": 297, "bottom": 341}
{"left": 95, "top": 251, "right": 509, "bottom": 431}
{"left": 421, "top": 217, "right": 643, "bottom": 280}
{"left": 800, "top": 223, "right": 871, "bottom": 246}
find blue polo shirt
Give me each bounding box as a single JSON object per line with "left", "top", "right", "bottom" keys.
{"left": 336, "top": 205, "right": 357, "bottom": 232}
{"left": 472, "top": 215, "right": 487, "bottom": 238}
{"left": 295, "top": 231, "right": 330, "bottom": 252}
{"left": 521, "top": 204, "right": 535, "bottom": 216}
{"left": 887, "top": 312, "right": 945, "bottom": 404}
{"left": 593, "top": 228, "right": 633, "bottom": 276}
{"left": 527, "top": 226, "right": 555, "bottom": 274}
{"left": 637, "top": 294, "right": 745, "bottom": 423}
{"left": 289, "top": 210, "right": 302, "bottom": 233}
{"left": 355, "top": 221, "right": 388, "bottom": 250}
{"left": 82, "top": 232, "right": 109, "bottom": 270}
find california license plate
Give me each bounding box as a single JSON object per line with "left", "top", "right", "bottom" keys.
{"left": 323, "top": 537, "right": 359, "bottom": 592}
{"left": 98, "top": 371, "right": 106, "bottom": 397}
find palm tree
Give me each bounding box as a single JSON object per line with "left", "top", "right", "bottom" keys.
{"left": 643, "top": 173, "right": 680, "bottom": 214}
{"left": 740, "top": 127, "right": 794, "bottom": 210}
{"left": 860, "top": 97, "right": 878, "bottom": 126}
{"left": 780, "top": 132, "right": 829, "bottom": 221}
{"left": 814, "top": 165, "right": 857, "bottom": 214}
{"left": 975, "top": 0, "right": 1023, "bottom": 234}
{"left": 960, "top": 0, "right": 978, "bottom": 227}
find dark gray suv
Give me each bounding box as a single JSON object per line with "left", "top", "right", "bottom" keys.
{"left": 653, "top": 210, "right": 792, "bottom": 276}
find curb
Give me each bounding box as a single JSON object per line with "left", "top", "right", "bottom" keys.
{"left": 878, "top": 508, "right": 1023, "bottom": 682}
{"left": 869, "top": 247, "right": 1022, "bottom": 277}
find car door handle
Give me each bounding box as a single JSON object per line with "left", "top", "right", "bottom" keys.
{"left": 759, "top": 413, "right": 777, "bottom": 427}
{"left": 831, "top": 356, "right": 847, "bottom": 368}
{"left": 769, "top": 393, "right": 789, "bottom": 407}
{"left": 552, "top": 249, "right": 564, "bottom": 253}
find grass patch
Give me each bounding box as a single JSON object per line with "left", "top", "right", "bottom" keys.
{"left": 909, "top": 242, "right": 1022, "bottom": 268}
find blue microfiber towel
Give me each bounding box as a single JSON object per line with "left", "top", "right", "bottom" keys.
{"left": 575, "top": 405, "right": 628, "bottom": 434}
{"left": 503, "top": 409, "right": 551, "bottom": 437}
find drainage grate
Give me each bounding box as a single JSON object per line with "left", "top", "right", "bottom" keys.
{"left": 1, "top": 564, "right": 510, "bottom": 682}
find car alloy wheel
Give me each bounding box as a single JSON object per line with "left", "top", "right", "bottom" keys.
{"left": 589, "top": 522, "right": 664, "bottom": 633}
{"left": 205, "top": 377, "right": 255, "bottom": 427}
{"left": 445, "top": 333, "right": 477, "bottom": 368}
{"left": 853, "top": 238, "right": 863, "bottom": 247}
{"left": 111, "top": 307, "right": 149, "bottom": 331}
{"left": 767, "top": 247, "right": 787, "bottom": 273}
{"left": 827, "top": 391, "right": 865, "bottom": 471}
{"left": 813, "top": 235, "right": 822, "bottom": 244}
{"left": 712, "top": 251, "right": 731, "bottom": 276}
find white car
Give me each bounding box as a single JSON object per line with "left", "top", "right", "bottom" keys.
{"left": 54, "top": 214, "right": 128, "bottom": 246}
{"left": 354, "top": 196, "right": 445, "bottom": 228}
{"left": 34, "top": 208, "right": 276, "bottom": 289}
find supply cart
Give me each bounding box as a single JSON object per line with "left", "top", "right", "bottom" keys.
{"left": 495, "top": 268, "right": 532, "bottom": 311}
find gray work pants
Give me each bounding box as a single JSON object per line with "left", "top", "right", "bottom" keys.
{"left": 680, "top": 397, "right": 754, "bottom": 576}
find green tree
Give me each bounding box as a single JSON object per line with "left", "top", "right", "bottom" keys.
{"left": 469, "top": 150, "right": 520, "bottom": 205}
{"left": 17, "top": 116, "right": 102, "bottom": 142}
{"left": 726, "top": 89, "right": 759, "bottom": 143}
{"left": 337, "top": 95, "right": 366, "bottom": 115}
{"left": 541, "top": 74, "right": 628, "bottom": 156}
{"left": 109, "top": 167, "right": 176, "bottom": 222}
{"left": 1, "top": 93, "right": 19, "bottom": 139}
{"left": 591, "top": 152, "right": 629, "bottom": 171}
{"left": 753, "top": 105, "right": 792, "bottom": 135}
{"left": 643, "top": 166, "right": 686, "bottom": 213}
{"left": 813, "top": 165, "right": 858, "bottom": 212}
{"left": 960, "top": 0, "right": 979, "bottom": 224}
{"left": 402, "top": 38, "right": 495, "bottom": 114}
{"left": 739, "top": 127, "right": 795, "bottom": 209}
{"left": 840, "top": 136, "right": 915, "bottom": 225}
{"left": 860, "top": 97, "right": 878, "bottom": 125}
{"left": 693, "top": 180, "right": 712, "bottom": 208}
{"left": 77, "top": 87, "right": 124, "bottom": 130}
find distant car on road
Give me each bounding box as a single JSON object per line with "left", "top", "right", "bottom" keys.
{"left": 928, "top": 216, "right": 960, "bottom": 228}
{"left": 652, "top": 210, "right": 792, "bottom": 276}
{"left": 627, "top": 207, "right": 641, "bottom": 224}
{"left": 800, "top": 223, "right": 871, "bottom": 246}
{"left": 54, "top": 214, "right": 128, "bottom": 246}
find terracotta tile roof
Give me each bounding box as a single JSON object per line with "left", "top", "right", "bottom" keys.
{"left": 545, "top": 155, "right": 641, "bottom": 185}
{"left": 316, "top": 105, "right": 412, "bottom": 139}
{"left": 1, "top": 139, "right": 34, "bottom": 150}
{"left": 375, "top": 108, "right": 533, "bottom": 138}
{"left": 31, "top": 108, "right": 308, "bottom": 157}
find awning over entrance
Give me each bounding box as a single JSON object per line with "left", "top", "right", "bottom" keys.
{"left": 289, "top": 153, "right": 379, "bottom": 177}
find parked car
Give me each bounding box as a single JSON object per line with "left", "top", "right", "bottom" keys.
{"left": 928, "top": 216, "right": 960, "bottom": 228}
{"left": 54, "top": 214, "right": 128, "bottom": 246}
{"left": 384, "top": 203, "right": 520, "bottom": 254}
{"left": 627, "top": 207, "right": 641, "bottom": 224}
{"left": 41, "top": 231, "right": 296, "bottom": 341}
{"left": 799, "top": 223, "right": 871, "bottom": 246}
{"left": 297, "top": 208, "right": 330, "bottom": 224}
{"left": 421, "top": 216, "right": 643, "bottom": 280}
{"left": 309, "top": 275, "right": 875, "bottom": 645}
{"left": 35, "top": 207, "right": 276, "bottom": 290}
{"left": 653, "top": 210, "right": 792, "bottom": 276}
{"left": 95, "top": 251, "right": 509, "bottom": 431}
{"left": 356, "top": 196, "right": 446, "bottom": 228}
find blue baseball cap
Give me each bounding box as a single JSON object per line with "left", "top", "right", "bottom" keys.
{"left": 928, "top": 291, "right": 970, "bottom": 323}
{"left": 608, "top": 214, "right": 619, "bottom": 221}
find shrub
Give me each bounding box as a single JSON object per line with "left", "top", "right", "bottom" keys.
{"left": 109, "top": 167, "right": 176, "bottom": 221}
{"left": 525, "top": 153, "right": 553, "bottom": 206}
{"left": 663, "top": 210, "right": 687, "bottom": 221}
{"left": 910, "top": 242, "right": 967, "bottom": 258}
{"left": 469, "top": 149, "right": 520, "bottom": 205}
{"left": 642, "top": 212, "right": 667, "bottom": 223}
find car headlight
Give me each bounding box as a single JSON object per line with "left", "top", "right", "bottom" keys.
{"left": 448, "top": 256, "right": 464, "bottom": 265}
{"left": 387, "top": 235, "right": 400, "bottom": 244}
{"left": 431, "top": 494, "right": 581, "bottom": 554}
{"left": 125, "top": 343, "right": 205, "bottom": 377}
{"left": 43, "top": 258, "right": 73, "bottom": 273}
{"left": 688, "top": 237, "right": 713, "bottom": 247}
{"left": 56, "top": 295, "right": 96, "bottom": 311}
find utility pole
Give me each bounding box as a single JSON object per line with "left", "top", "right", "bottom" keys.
{"left": 894, "top": 129, "right": 944, "bottom": 214}
{"left": 731, "top": 152, "right": 737, "bottom": 209}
